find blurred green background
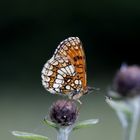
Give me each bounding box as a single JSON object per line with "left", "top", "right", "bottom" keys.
{"left": 0, "top": 0, "right": 140, "bottom": 140}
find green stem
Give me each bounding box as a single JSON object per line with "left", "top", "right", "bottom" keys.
{"left": 106, "top": 95, "right": 140, "bottom": 140}
{"left": 118, "top": 97, "right": 140, "bottom": 140}
{"left": 123, "top": 124, "right": 131, "bottom": 140}
{"left": 57, "top": 127, "right": 72, "bottom": 140}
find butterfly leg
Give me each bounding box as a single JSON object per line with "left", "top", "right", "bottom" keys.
{"left": 69, "top": 90, "right": 83, "bottom": 104}
{"left": 77, "top": 99, "right": 82, "bottom": 105}
{"left": 68, "top": 95, "right": 82, "bottom": 104}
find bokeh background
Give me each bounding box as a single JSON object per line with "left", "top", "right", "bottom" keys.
{"left": 0, "top": 0, "right": 140, "bottom": 140}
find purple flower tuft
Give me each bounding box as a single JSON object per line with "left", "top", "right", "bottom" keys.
{"left": 113, "top": 65, "right": 140, "bottom": 97}
{"left": 49, "top": 100, "right": 78, "bottom": 126}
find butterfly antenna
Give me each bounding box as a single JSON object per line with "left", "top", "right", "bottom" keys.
{"left": 89, "top": 87, "right": 100, "bottom": 91}
{"left": 87, "top": 86, "right": 100, "bottom": 94}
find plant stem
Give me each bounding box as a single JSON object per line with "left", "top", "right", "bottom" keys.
{"left": 57, "top": 127, "right": 72, "bottom": 140}
{"left": 106, "top": 95, "right": 140, "bottom": 140}
{"left": 118, "top": 97, "right": 140, "bottom": 140}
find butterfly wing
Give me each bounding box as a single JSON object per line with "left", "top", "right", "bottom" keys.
{"left": 54, "top": 37, "right": 87, "bottom": 91}
{"left": 41, "top": 37, "right": 87, "bottom": 98}
{"left": 42, "top": 56, "right": 83, "bottom": 96}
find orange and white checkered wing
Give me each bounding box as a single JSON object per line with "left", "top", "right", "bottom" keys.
{"left": 41, "top": 37, "right": 87, "bottom": 99}
{"left": 54, "top": 37, "right": 87, "bottom": 91}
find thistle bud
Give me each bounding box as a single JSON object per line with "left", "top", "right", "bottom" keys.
{"left": 113, "top": 65, "right": 140, "bottom": 97}
{"left": 49, "top": 100, "right": 78, "bottom": 126}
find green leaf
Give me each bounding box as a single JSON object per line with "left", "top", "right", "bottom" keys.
{"left": 73, "top": 119, "right": 99, "bottom": 131}
{"left": 43, "top": 119, "right": 58, "bottom": 129}
{"left": 106, "top": 97, "right": 132, "bottom": 116}
{"left": 12, "top": 131, "right": 49, "bottom": 140}
{"left": 107, "top": 90, "right": 122, "bottom": 99}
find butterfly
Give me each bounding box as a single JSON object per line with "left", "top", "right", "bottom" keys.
{"left": 41, "top": 37, "right": 95, "bottom": 103}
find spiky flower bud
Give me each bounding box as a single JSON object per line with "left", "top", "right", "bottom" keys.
{"left": 113, "top": 65, "right": 140, "bottom": 97}
{"left": 49, "top": 100, "right": 78, "bottom": 126}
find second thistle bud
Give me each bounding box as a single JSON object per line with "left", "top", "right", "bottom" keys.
{"left": 49, "top": 100, "right": 78, "bottom": 127}
{"left": 112, "top": 65, "right": 140, "bottom": 97}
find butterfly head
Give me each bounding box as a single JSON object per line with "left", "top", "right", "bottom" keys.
{"left": 73, "top": 86, "right": 99, "bottom": 101}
